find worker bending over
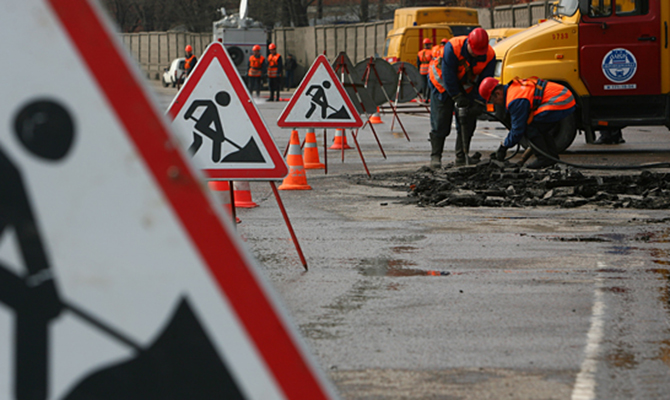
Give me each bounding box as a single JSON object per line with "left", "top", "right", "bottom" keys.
{"left": 479, "top": 77, "right": 576, "bottom": 169}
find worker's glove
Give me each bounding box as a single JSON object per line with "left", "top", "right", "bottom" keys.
{"left": 453, "top": 93, "right": 470, "bottom": 108}
{"left": 496, "top": 144, "right": 508, "bottom": 161}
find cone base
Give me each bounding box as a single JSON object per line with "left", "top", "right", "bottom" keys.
{"left": 234, "top": 201, "right": 259, "bottom": 208}
{"left": 278, "top": 183, "right": 312, "bottom": 190}
{"left": 329, "top": 144, "right": 352, "bottom": 150}
{"left": 304, "top": 162, "right": 325, "bottom": 169}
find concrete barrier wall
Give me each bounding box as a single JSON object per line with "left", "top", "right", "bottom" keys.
{"left": 121, "top": 1, "right": 551, "bottom": 80}
{"left": 120, "top": 32, "right": 211, "bottom": 80}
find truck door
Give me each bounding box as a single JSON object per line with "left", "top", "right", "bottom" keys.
{"left": 579, "top": 0, "right": 660, "bottom": 96}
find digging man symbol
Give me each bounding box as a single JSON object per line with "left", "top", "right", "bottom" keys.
{"left": 305, "top": 80, "right": 351, "bottom": 120}
{"left": 184, "top": 90, "right": 264, "bottom": 163}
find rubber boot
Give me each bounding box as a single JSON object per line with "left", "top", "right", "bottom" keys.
{"left": 429, "top": 132, "right": 446, "bottom": 169}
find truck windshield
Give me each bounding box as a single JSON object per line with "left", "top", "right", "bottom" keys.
{"left": 556, "top": 0, "right": 579, "bottom": 17}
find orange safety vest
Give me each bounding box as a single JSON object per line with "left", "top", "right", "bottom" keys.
{"left": 428, "top": 56, "right": 446, "bottom": 93}
{"left": 267, "top": 53, "right": 281, "bottom": 78}
{"left": 449, "top": 36, "right": 496, "bottom": 94}
{"left": 431, "top": 45, "right": 444, "bottom": 60}
{"left": 506, "top": 78, "right": 576, "bottom": 124}
{"left": 418, "top": 49, "right": 432, "bottom": 75}
{"left": 185, "top": 54, "right": 196, "bottom": 71}
{"left": 249, "top": 55, "right": 265, "bottom": 77}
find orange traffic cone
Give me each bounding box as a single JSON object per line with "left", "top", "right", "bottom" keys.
{"left": 369, "top": 107, "right": 382, "bottom": 124}
{"left": 208, "top": 181, "right": 241, "bottom": 223}
{"left": 233, "top": 181, "right": 258, "bottom": 208}
{"left": 303, "top": 128, "right": 325, "bottom": 169}
{"left": 279, "top": 130, "right": 312, "bottom": 190}
{"left": 329, "top": 128, "right": 352, "bottom": 150}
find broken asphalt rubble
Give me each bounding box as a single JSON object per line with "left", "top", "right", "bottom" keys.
{"left": 405, "top": 159, "right": 670, "bottom": 209}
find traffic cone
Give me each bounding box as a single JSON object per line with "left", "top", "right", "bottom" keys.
{"left": 233, "top": 181, "right": 258, "bottom": 208}
{"left": 303, "top": 128, "right": 325, "bottom": 169}
{"left": 279, "top": 130, "right": 312, "bottom": 190}
{"left": 369, "top": 107, "right": 383, "bottom": 124}
{"left": 208, "top": 181, "right": 241, "bottom": 223}
{"left": 329, "top": 128, "right": 352, "bottom": 150}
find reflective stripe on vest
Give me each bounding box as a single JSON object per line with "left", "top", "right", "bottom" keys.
{"left": 268, "top": 53, "right": 281, "bottom": 78}
{"left": 428, "top": 57, "right": 445, "bottom": 93}
{"left": 249, "top": 55, "right": 264, "bottom": 77}
{"left": 449, "top": 36, "right": 495, "bottom": 93}
{"left": 418, "top": 49, "right": 432, "bottom": 75}
{"left": 506, "top": 78, "right": 576, "bottom": 124}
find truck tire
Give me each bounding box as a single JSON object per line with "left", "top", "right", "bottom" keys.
{"left": 552, "top": 113, "right": 577, "bottom": 153}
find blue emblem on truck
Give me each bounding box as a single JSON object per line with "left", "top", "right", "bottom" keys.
{"left": 602, "top": 48, "right": 637, "bottom": 83}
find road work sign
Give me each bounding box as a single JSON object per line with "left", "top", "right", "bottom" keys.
{"left": 168, "top": 42, "right": 288, "bottom": 180}
{"left": 0, "top": 1, "right": 336, "bottom": 399}
{"left": 277, "top": 55, "right": 363, "bottom": 128}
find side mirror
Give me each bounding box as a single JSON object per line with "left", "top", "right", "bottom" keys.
{"left": 578, "top": 0, "right": 589, "bottom": 16}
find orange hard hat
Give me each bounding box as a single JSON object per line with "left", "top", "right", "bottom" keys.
{"left": 468, "top": 28, "right": 489, "bottom": 56}
{"left": 479, "top": 77, "right": 500, "bottom": 102}
{"left": 269, "top": 43, "right": 276, "bottom": 50}
{"left": 423, "top": 38, "right": 432, "bottom": 45}
{"left": 185, "top": 45, "right": 192, "bottom": 53}
{"left": 252, "top": 45, "right": 261, "bottom": 51}
{"left": 440, "top": 38, "right": 448, "bottom": 44}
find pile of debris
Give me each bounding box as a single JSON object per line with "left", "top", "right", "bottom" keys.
{"left": 407, "top": 160, "right": 670, "bottom": 209}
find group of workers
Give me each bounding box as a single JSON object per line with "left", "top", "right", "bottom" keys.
{"left": 247, "top": 44, "right": 297, "bottom": 101}
{"left": 417, "top": 27, "right": 622, "bottom": 170}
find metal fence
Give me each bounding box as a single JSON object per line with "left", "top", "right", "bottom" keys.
{"left": 121, "top": 1, "right": 553, "bottom": 81}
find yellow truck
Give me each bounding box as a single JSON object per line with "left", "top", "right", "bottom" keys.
{"left": 383, "top": 7, "right": 480, "bottom": 65}
{"left": 493, "top": 0, "right": 670, "bottom": 150}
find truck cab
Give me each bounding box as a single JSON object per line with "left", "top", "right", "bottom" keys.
{"left": 383, "top": 7, "right": 480, "bottom": 65}
{"left": 494, "top": 0, "right": 670, "bottom": 148}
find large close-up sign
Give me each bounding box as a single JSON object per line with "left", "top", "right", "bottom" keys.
{"left": 0, "top": 0, "right": 336, "bottom": 399}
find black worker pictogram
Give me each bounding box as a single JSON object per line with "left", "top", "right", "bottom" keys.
{"left": 184, "top": 91, "right": 264, "bottom": 163}
{"left": 305, "top": 80, "right": 351, "bottom": 120}
{"left": 1, "top": 99, "right": 244, "bottom": 399}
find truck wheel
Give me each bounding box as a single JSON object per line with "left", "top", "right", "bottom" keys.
{"left": 161, "top": 77, "right": 169, "bottom": 88}
{"left": 552, "top": 113, "right": 577, "bottom": 153}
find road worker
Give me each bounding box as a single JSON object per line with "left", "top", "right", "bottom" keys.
{"left": 247, "top": 45, "right": 265, "bottom": 98}
{"left": 479, "top": 76, "right": 576, "bottom": 169}
{"left": 267, "top": 43, "right": 283, "bottom": 101}
{"left": 417, "top": 38, "right": 433, "bottom": 99}
{"left": 184, "top": 45, "right": 197, "bottom": 77}
{"left": 428, "top": 28, "right": 495, "bottom": 168}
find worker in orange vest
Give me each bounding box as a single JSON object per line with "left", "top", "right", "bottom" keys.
{"left": 431, "top": 38, "right": 448, "bottom": 61}
{"left": 428, "top": 28, "right": 495, "bottom": 169}
{"left": 479, "top": 77, "right": 576, "bottom": 169}
{"left": 247, "top": 45, "right": 266, "bottom": 98}
{"left": 184, "top": 45, "right": 197, "bottom": 77}
{"left": 267, "top": 43, "right": 283, "bottom": 102}
{"left": 417, "top": 38, "right": 433, "bottom": 99}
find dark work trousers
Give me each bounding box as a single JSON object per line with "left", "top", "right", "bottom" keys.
{"left": 526, "top": 121, "right": 560, "bottom": 162}
{"left": 269, "top": 77, "right": 281, "bottom": 101}
{"left": 248, "top": 76, "right": 262, "bottom": 97}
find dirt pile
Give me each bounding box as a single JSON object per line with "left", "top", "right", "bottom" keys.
{"left": 407, "top": 160, "right": 670, "bottom": 209}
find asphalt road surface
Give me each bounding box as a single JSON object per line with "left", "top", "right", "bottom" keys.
{"left": 150, "top": 80, "right": 670, "bottom": 400}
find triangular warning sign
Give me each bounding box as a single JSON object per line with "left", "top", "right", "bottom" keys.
{"left": 0, "top": 1, "right": 336, "bottom": 399}
{"left": 168, "top": 42, "right": 288, "bottom": 180}
{"left": 277, "top": 55, "right": 363, "bottom": 128}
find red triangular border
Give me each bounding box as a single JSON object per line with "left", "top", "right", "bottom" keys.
{"left": 277, "top": 54, "right": 363, "bottom": 128}
{"left": 45, "top": 1, "right": 332, "bottom": 399}
{"left": 167, "top": 42, "right": 288, "bottom": 180}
